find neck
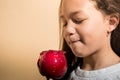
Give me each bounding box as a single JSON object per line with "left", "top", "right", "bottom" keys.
{"left": 81, "top": 47, "right": 120, "bottom": 71}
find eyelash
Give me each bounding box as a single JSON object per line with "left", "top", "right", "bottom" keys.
{"left": 63, "top": 22, "right": 67, "bottom": 27}
{"left": 63, "top": 19, "right": 84, "bottom": 27}
{"left": 73, "top": 19, "right": 84, "bottom": 24}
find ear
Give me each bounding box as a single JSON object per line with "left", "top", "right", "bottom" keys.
{"left": 107, "top": 14, "right": 119, "bottom": 32}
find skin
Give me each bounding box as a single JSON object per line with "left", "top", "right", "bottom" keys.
{"left": 60, "top": 0, "right": 120, "bottom": 70}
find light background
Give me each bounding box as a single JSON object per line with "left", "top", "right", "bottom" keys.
{"left": 0, "top": 0, "right": 60, "bottom": 80}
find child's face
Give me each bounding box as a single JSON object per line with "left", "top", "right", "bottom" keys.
{"left": 61, "top": 0, "right": 110, "bottom": 57}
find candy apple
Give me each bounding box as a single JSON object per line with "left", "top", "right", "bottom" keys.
{"left": 37, "top": 50, "right": 68, "bottom": 79}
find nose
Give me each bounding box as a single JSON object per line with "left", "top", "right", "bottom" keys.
{"left": 63, "top": 23, "right": 76, "bottom": 37}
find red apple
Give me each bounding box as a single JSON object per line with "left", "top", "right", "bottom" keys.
{"left": 37, "top": 50, "right": 68, "bottom": 79}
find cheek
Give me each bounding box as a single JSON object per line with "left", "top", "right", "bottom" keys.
{"left": 84, "top": 19, "right": 107, "bottom": 37}
{"left": 63, "top": 29, "right": 67, "bottom": 39}
{"left": 63, "top": 29, "right": 69, "bottom": 44}
{"left": 79, "top": 22, "right": 107, "bottom": 44}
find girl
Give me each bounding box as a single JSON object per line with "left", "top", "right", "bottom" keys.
{"left": 59, "top": 0, "right": 120, "bottom": 80}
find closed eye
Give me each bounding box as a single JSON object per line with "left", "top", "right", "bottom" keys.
{"left": 72, "top": 19, "right": 85, "bottom": 24}
{"left": 63, "top": 21, "right": 67, "bottom": 27}
{"left": 60, "top": 16, "right": 68, "bottom": 27}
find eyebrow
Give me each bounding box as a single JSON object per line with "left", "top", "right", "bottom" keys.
{"left": 60, "top": 11, "right": 82, "bottom": 19}
{"left": 70, "top": 11, "right": 81, "bottom": 17}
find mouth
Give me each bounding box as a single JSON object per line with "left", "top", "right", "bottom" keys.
{"left": 67, "top": 35, "right": 82, "bottom": 45}
{"left": 68, "top": 40, "right": 80, "bottom": 45}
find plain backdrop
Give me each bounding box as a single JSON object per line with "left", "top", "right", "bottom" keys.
{"left": 0, "top": 0, "right": 60, "bottom": 80}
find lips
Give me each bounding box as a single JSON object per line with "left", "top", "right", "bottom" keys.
{"left": 69, "top": 35, "right": 80, "bottom": 44}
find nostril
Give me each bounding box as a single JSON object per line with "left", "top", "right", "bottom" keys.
{"left": 69, "top": 33, "right": 74, "bottom": 35}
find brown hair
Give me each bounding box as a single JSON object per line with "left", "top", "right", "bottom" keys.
{"left": 58, "top": 0, "right": 120, "bottom": 79}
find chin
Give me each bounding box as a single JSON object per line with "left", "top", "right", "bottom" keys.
{"left": 70, "top": 45, "right": 87, "bottom": 57}
{"left": 72, "top": 49, "right": 85, "bottom": 57}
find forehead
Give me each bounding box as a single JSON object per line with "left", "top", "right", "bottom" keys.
{"left": 61, "top": 0, "right": 95, "bottom": 15}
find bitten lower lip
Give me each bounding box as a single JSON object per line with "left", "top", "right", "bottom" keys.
{"left": 69, "top": 40, "right": 79, "bottom": 44}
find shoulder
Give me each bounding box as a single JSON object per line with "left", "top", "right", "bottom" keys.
{"left": 68, "top": 63, "right": 120, "bottom": 80}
